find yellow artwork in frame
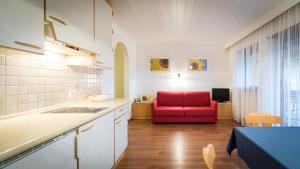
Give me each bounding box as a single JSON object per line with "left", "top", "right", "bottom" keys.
{"left": 188, "top": 58, "right": 208, "bottom": 72}
{"left": 150, "top": 58, "right": 169, "bottom": 71}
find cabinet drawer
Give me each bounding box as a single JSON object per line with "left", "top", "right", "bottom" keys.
{"left": 115, "top": 105, "right": 128, "bottom": 119}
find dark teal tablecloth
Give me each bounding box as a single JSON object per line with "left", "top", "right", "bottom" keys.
{"left": 227, "top": 127, "right": 300, "bottom": 169}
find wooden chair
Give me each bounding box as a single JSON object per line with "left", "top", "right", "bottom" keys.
{"left": 245, "top": 113, "right": 272, "bottom": 127}
{"left": 244, "top": 114, "right": 282, "bottom": 127}
{"left": 203, "top": 144, "right": 216, "bottom": 169}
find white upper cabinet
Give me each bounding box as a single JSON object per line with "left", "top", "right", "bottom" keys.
{"left": 45, "top": 0, "right": 95, "bottom": 52}
{"left": 95, "top": 0, "right": 113, "bottom": 68}
{"left": 0, "top": 0, "right": 44, "bottom": 54}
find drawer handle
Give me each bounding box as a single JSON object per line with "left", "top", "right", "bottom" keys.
{"left": 14, "top": 41, "right": 41, "bottom": 49}
{"left": 49, "top": 16, "right": 67, "bottom": 25}
{"left": 81, "top": 125, "right": 94, "bottom": 133}
{"left": 74, "top": 136, "right": 79, "bottom": 159}
{"left": 115, "top": 119, "right": 121, "bottom": 124}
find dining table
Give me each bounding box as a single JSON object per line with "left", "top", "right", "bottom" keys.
{"left": 227, "top": 127, "right": 300, "bottom": 169}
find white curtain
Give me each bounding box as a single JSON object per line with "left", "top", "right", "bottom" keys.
{"left": 230, "top": 3, "right": 300, "bottom": 126}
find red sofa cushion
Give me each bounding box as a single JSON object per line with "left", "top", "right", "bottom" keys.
{"left": 183, "top": 91, "right": 210, "bottom": 106}
{"left": 155, "top": 106, "right": 184, "bottom": 117}
{"left": 157, "top": 91, "right": 183, "bottom": 106}
{"left": 184, "top": 106, "right": 215, "bottom": 116}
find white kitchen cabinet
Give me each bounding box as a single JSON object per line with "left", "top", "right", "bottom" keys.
{"left": 95, "top": 47, "right": 114, "bottom": 68}
{"left": 95, "top": 0, "right": 113, "bottom": 68}
{"left": 45, "top": 0, "right": 95, "bottom": 52}
{"left": 66, "top": 54, "right": 112, "bottom": 69}
{"left": 4, "top": 131, "right": 77, "bottom": 169}
{"left": 114, "top": 113, "right": 128, "bottom": 162}
{"left": 95, "top": 0, "right": 112, "bottom": 48}
{"left": 115, "top": 104, "right": 129, "bottom": 119}
{"left": 77, "top": 112, "right": 114, "bottom": 169}
{"left": 0, "top": 0, "right": 44, "bottom": 54}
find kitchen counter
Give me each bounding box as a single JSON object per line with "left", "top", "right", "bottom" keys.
{"left": 0, "top": 99, "right": 130, "bottom": 163}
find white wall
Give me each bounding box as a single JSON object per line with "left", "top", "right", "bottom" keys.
{"left": 136, "top": 43, "right": 230, "bottom": 97}
{"left": 112, "top": 22, "right": 136, "bottom": 101}
{"left": 101, "top": 21, "right": 137, "bottom": 101}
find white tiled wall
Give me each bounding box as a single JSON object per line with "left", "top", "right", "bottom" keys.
{"left": 0, "top": 47, "right": 102, "bottom": 116}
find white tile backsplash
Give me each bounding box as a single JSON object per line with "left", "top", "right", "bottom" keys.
{"left": 6, "top": 86, "right": 17, "bottom": 96}
{"left": 0, "top": 76, "right": 5, "bottom": 86}
{"left": 6, "top": 56, "right": 18, "bottom": 66}
{"left": 0, "top": 65, "right": 5, "bottom": 75}
{"left": 0, "top": 86, "right": 4, "bottom": 96}
{"left": 18, "top": 57, "right": 28, "bottom": 67}
{"left": 29, "top": 94, "right": 37, "bottom": 102}
{"left": 18, "top": 95, "right": 28, "bottom": 104}
{"left": 5, "top": 76, "right": 18, "bottom": 86}
{"left": 5, "top": 105, "right": 17, "bottom": 114}
{"left": 18, "top": 76, "right": 28, "bottom": 85}
{"left": 0, "top": 55, "right": 5, "bottom": 65}
{"left": 5, "top": 66, "right": 18, "bottom": 76}
{"left": 18, "top": 86, "right": 28, "bottom": 95}
{"left": 18, "top": 104, "right": 28, "bottom": 112}
{"left": 6, "top": 95, "right": 17, "bottom": 106}
{"left": 18, "top": 67, "right": 28, "bottom": 76}
{"left": 0, "top": 47, "right": 102, "bottom": 116}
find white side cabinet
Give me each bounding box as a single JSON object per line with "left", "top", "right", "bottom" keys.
{"left": 4, "top": 131, "right": 77, "bottom": 169}
{"left": 77, "top": 112, "right": 114, "bottom": 169}
{"left": 0, "top": 0, "right": 44, "bottom": 54}
{"left": 114, "top": 112, "right": 128, "bottom": 162}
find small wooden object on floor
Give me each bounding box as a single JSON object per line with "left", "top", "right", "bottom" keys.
{"left": 203, "top": 144, "right": 216, "bottom": 169}
{"left": 132, "top": 102, "right": 152, "bottom": 120}
{"left": 217, "top": 102, "right": 232, "bottom": 119}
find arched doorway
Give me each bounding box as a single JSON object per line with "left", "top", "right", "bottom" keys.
{"left": 114, "top": 42, "right": 129, "bottom": 98}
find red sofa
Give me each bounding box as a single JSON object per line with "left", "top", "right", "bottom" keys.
{"left": 151, "top": 91, "right": 218, "bottom": 123}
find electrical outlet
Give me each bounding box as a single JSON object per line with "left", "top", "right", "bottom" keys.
{"left": 68, "top": 90, "right": 76, "bottom": 97}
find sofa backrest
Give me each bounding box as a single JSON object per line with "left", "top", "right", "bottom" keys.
{"left": 183, "top": 91, "right": 210, "bottom": 106}
{"left": 157, "top": 91, "right": 183, "bottom": 106}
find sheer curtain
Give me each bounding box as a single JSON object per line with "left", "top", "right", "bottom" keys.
{"left": 229, "top": 3, "right": 300, "bottom": 126}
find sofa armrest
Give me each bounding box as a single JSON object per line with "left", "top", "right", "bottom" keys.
{"left": 152, "top": 99, "right": 158, "bottom": 109}
{"left": 151, "top": 99, "right": 158, "bottom": 123}
{"left": 210, "top": 100, "right": 218, "bottom": 122}
{"left": 210, "top": 100, "right": 217, "bottom": 109}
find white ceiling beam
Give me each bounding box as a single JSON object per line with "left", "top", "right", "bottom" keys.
{"left": 225, "top": 0, "right": 300, "bottom": 49}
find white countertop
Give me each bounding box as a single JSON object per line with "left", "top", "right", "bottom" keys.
{"left": 0, "top": 99, "right": 130, "bottom": 163}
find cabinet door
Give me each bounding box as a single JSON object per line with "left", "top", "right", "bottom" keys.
{"left": 0, "top": 0, "right": 44, "bottom": 54}
{"left": 115, "top": 113, "right": 128, "bottom": 162}
{"left": 78, "top": 112, "right": 114, "bottom": 169}
{"left": 95, "top": 0, "right": 112, "bottom": 48}
{"left": 46, "top": 0, "right": 94, "bottom": 39}
{"left": 45, "top": 0, "right": 95, "bottom": 52}
{"left": 4, "top": 132, "right": 77, "bottom": 169}
{"left": 95, "top": 0, "right": 113, "bottom": 67}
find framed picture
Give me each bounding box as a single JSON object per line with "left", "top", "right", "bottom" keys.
{"left": 150, "top": 57, "right": 169, "bottom": 71}
{"left": 188, "top": 58, "right": 208, "bottom": 72}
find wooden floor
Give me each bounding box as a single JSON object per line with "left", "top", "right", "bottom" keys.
{"left": 117, "top": 120, "right": 249, "bottom": 169}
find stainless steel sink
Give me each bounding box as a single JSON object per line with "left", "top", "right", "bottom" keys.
{"left": 45, "top": 107, "right": 108, "bottom": 114}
